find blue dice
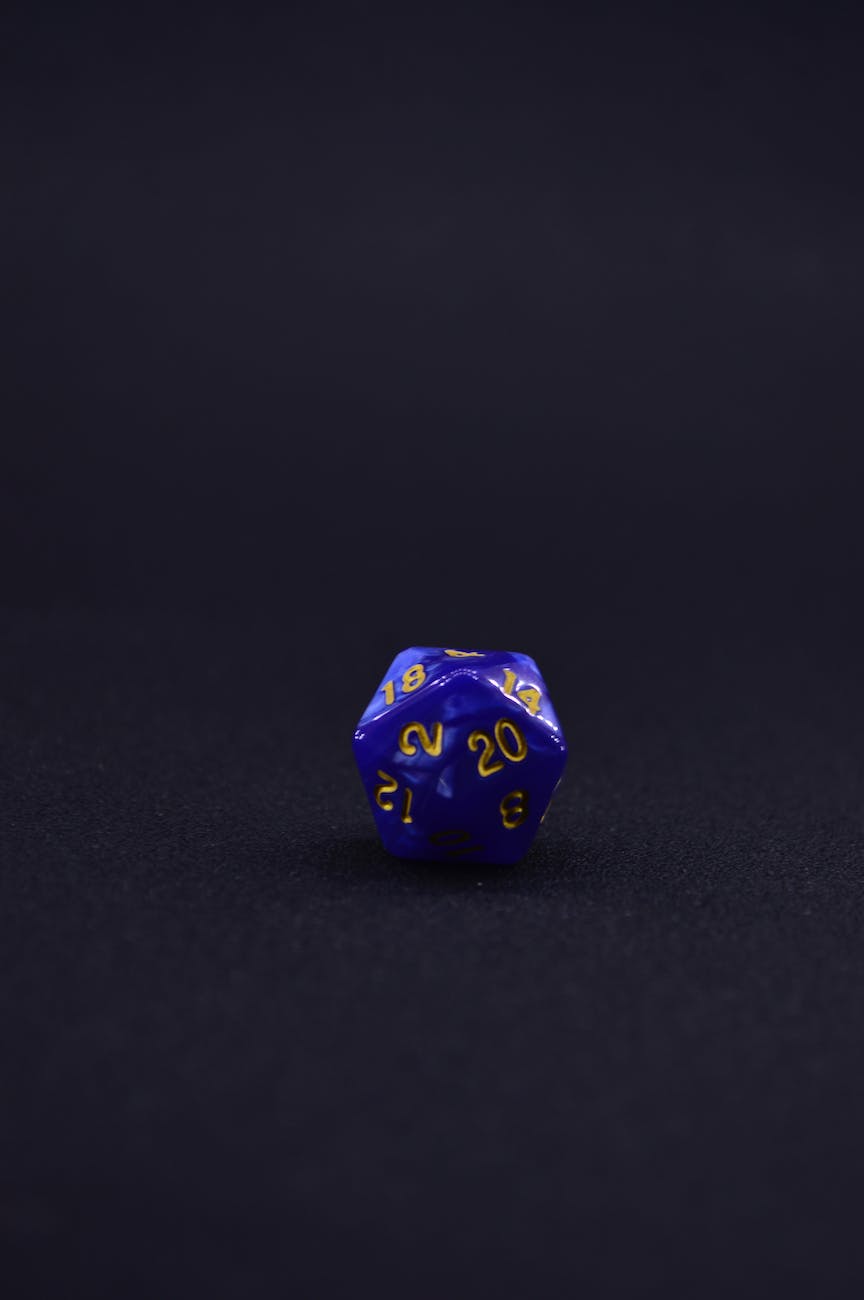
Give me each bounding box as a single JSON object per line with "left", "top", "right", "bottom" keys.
{"left": 353, "top": 647, "right": 566, "bottom": 865}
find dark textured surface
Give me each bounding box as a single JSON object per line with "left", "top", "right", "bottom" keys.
{"left": 3, "top": 7, "right": 864, "bottom": 1297}
{"left": 4, "top": 597, "right": 864, "bottom": 1297}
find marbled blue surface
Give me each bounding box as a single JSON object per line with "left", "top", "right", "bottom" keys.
{"left": 353, "top": 647, "right": 567, "bottom": 865}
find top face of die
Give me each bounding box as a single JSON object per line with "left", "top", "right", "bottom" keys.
{"left": 355, "top": 646, "right": 564, "bottom": 741}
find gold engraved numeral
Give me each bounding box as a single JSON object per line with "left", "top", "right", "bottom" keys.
{"left": 467, "top": 717, "right": 528, "bottom": 777}
{"left": 501, "top": 668, "right": 542, "bottom": 716}
{"left": 374, "top": 771, "right": 414, "bottom": 823}
{"left": 444, "top": 649, "right": 485, "bottom": 657}
{"left": 381, "top": 662, "right": 427, "bottom": 708}
{"left": 518, "top": 688, "right": 542, "bottom": 716}
{"left": 399, "top": 721, "right": 444, "bottom": 757}
{"left": 467, "top": 730, "right": 504, "bottom": 778}
{"left": 495, "top": 718, "right": 528, "bottom": 761}
{"left": 500, "top": 789, "right": 529, "bottom": 829}
{"left": 402, "top": 663, "right": 426, "bottom": 693}
{"left": 374, "top": 770, "right": 399, "bottom": 810}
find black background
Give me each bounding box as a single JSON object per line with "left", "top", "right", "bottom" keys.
{"left": 3, "top": 5, "right": 864, "bottom": 1296}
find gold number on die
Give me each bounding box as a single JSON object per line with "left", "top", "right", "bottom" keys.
{"left": 467, "top": 718, "right": 528, "bottom": 777}
{"left": 399, "top": 722, "right": 444, "bottom": 757}
{"left": 501, "top": 668, "right": 542, "bottom": 716}
{"left": 381, "top": 662, "right": 427, "bottom": 707}
{"left": 374, "top": 770, "right": 414, "bottom": 823}
{"left": 500, "top": 789, "right": 529, "bottom": 829}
